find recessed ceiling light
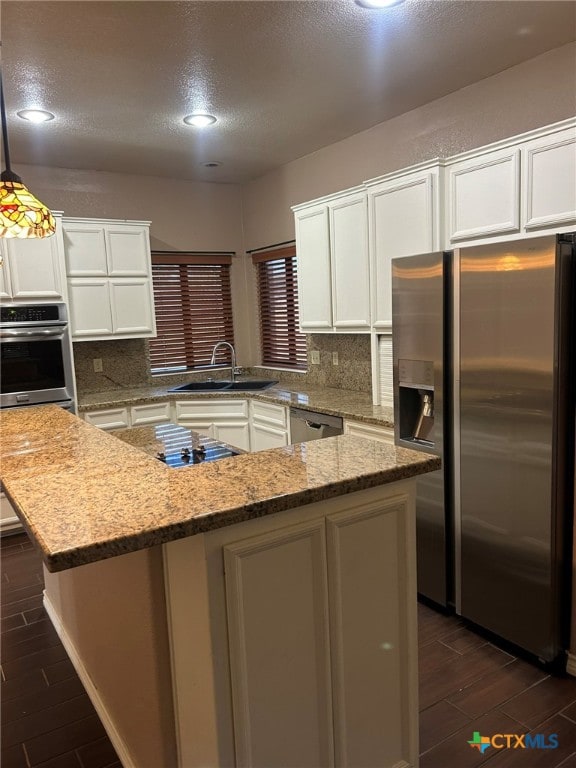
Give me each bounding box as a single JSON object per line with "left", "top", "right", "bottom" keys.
{"left": 183, "top": 114, "right": 217, "bottom": 128}
{"left": 356, "top": 0, "right": 405, "bottom": 8}
{"left": 17, "top": 109, "right": 55, "bottom": 123}
{"left": 200, "top": 161, "right": 222, "bottom": 168}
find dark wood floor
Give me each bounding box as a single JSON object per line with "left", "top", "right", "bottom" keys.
{"left": 3, "top": 532, "right": 576, "bottom": 768}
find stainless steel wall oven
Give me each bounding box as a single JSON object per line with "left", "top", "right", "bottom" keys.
{"left": 0, "top": 303, "right": 75, "bottom": 411}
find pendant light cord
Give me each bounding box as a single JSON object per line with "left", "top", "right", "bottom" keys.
{"left": 0, "top": 71, "right": 12, "bottom": 173}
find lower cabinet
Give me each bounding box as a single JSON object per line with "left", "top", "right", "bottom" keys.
{"left": 249, "top": 400, "right": 290, "bottom": 452}
{"left": 175, "top": 399, "right": 251, "bottom": 452}
{"left": 344, "top": 419, "right": 394, "bottom": 444}
{"left": 164, "top": 482, "right": 418, "bottom": 768}
{"left": 83, "top": 402, "right": 171, "bottom": 430}
{"left": 1, "top": 492, "right": 22, "bottom": 535}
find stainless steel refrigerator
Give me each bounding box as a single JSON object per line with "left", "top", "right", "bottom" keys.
{"left": 392, "top": 234, "right": 575, "bottom": 666}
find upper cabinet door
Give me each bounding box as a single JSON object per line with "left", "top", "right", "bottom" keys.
{"left": 6, "top": 232, "right": 65, "bottom": 299}
{"left": 446, "top": 147, "right": 520, "bottom": 243}
{"left": 330, "top": 192, "right": 370, "bottom": 331}
{"left": 109, "top": 279, "right": 156, "bottom": 336}
{"left": 64, "top": 224, "right": 108, "bottom": 276}
{"left": 522, "top": 126, "right": 576, "bottom": 231}
{"left": 106, "top": 226, "right": 150, "bottom": 276}
{"left": 68, "top": 279, "right": 114, "bottom": 337}
{"left": 368, "top": 170, "right": 439, "bottom": 329}
{"left": 294, "top": 204, "right": 333, "bottom": 331}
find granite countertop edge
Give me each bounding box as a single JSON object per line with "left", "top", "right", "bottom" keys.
{"left": 28, "top": 454, "right": 440, "bottom": 572}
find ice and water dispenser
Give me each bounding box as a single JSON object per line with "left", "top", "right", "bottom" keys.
{"left": 397, "top": 359, "right": 435, "bottom": 446}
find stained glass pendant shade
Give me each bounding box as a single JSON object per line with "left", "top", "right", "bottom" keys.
{"left": 0, "top": 73, "right": 55, "bottom": 238}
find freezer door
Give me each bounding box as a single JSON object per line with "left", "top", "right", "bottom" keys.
{"left": 458, "top": 235, "right": 570, "bottom": 662}
{"left": 392, "top": 251, "right": 449, "bottom": 606}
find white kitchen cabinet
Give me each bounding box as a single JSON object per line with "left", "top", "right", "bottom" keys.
{"left": 446, "top": 145, "right": 520, "bottom": 244}
{"left": 367, "top": 163, "right": 442, "bottom": 329}
{"left": 293, "top": 187, "right": 370, "bottom": 333}
{"left": 344, "top": 419, "right": 394, "bottom": 444}
{"left": 1, "top": 491, "right": 22, "bottom": 535}
{"left": 249, "top": 400, "right": 290, "bottom": 452}
{"left": 131, "top": 402, "right": 172, "bottom": 426}
{"left": 83, "top": 402, "right": 171, "bottom": 431}
{"left": 68, "top": 280, "right": 113, "bottom": 336}
{"left": 63, "top": 218, "right": 156, "bottom": 341}
{"left": 175, "top": 399, "right": 250, "bottom": 452}
{"left": 522, "top": 125, "right": 576, "bottom": 231}
{"left": 84, "top": 407, "right": 131, "bottom": 430}
{"left": 0, "top": 213, "right": 66, "bottom": 302}
{"left": 330, "top": 191, "right": 370, "bottom": 330}
{"left": 294, "top": 203, "right": 332, "bottom": 331}
{"left": 164, "top": 481, "right": 418, "bottom": 768}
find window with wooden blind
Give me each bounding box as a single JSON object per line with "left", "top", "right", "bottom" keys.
{"left": 252, "top": 245, "right": 307, "bottom": 370}
{"left": 149, "top": 253, "right": 235, "bottom": 373}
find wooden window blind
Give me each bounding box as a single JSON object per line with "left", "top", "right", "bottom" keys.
{"left": 252, "top": 245, "right": 307, "bottom": 370}
{"left": 149, "top": 253, "right": 235, "bottom": 373}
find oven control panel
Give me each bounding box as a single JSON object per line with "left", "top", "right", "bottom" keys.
{"left": 1, "top": 304, "right": 65, "bottom": 325}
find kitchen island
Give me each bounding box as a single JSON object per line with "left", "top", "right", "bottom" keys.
{"left": 0, "top": 405, "right": 439, "bottom": 768}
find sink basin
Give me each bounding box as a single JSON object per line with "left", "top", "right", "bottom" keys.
{"left": 169, "top": 380, "right": 278, "bottom": 393}
{"left": 226, "top": 380, "right": 278, "bottom": 391}
{"left": 169, "top": 381, "right": 230, "bottom": 392}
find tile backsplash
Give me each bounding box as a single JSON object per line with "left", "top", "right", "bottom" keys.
{"left": 74, "top": 334, "right": 372, "bottom": 394}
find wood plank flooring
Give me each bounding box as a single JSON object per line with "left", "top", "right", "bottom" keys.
{"left": 1, "top": 534, "right": 120, "bottom": 768}
{"left": 2, "top": 531, "right": 576, "bottom": 767}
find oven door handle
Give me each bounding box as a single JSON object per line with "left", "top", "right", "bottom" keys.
{"left": 0, "top": 328, "right": 65, "bottom": 338}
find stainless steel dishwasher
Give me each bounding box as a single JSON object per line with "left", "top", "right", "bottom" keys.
{"left": 289, "top": 407, "right": 343, "bottom": 443}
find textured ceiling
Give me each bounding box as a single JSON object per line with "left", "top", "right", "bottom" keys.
{"left": 1, "top": 0, "right": 575, "bottom": 184}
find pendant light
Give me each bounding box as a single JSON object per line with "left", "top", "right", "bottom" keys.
{"left": 0, "top": 69, "right": 55, "bottom": 238}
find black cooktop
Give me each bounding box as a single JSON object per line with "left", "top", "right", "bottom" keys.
{"left": 158, "top": 441, "right": 240, "bottom": 468}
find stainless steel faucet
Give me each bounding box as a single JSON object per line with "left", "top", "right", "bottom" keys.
{"left": 210, "top": 341, "right": 237, "bottom": 382}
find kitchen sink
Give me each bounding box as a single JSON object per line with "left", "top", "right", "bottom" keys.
{"left": 169, "top": 380, "right": 278, "bottom": 393}
{"left": 226, "top": 380, "right": 278, "bottom": 390}
{"left": 169, "top": 381, "right": 230, "bottom": 391}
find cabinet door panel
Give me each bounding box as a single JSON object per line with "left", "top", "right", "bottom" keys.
{"left": 175, "top": 400, "right": 249, "bottom": 420}
{"left": 131, "top": 402, "right": 171, "bottom": 425}
{"left": 1, "top": 493, "right": 22, "bottom": 534}
{"left": 224, "top": 520, "right": 333, "bottom": 768}
{"left": 250, "top": 422, "right": 288, "bottom": 452}
{"left": 106, "top": 226, "right": 150, "bottom": 276}
{"left": 523, "top": 128, "right": 576, "bottom": 230}
{"left": 84, "top": 408, "right": 130, "bottom": 430}
{"left": 330, "top": 194, "right": 370, "bottom": 330}
{"left": 370, "top": 174, "right": 436, "bottom": 328}
{"left": 109, "top": 280, "right": 155, "bottom": 335}
{"left": 68, "top": 280, "right": 113, "bottom": 337}
{"left": 250, "top": 400, "right": 287, "bottom": 428}
{"left": 0, "top": 243, "right": 12, "bottom": 298}
{"left": 6, "top": 236, "right": 64, "bottom": 299}
{"left": 447, "top": 148, "right": 520, "bottom": 242}
{"left": 213, "top": 422, "right": 250, "bottom": 452}
{"left": 295, "top": 206, "right": 332, "bottom": 330}
{"left": 327, "top": 494, "right": 417, "bottom": 768}
{"left": 64, "top": 225, "right": 108, "bottom": 276}
{"left": 344, "top": 420, "right": 394, "bottom": 444}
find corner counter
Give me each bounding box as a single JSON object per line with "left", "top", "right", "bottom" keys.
{"left": 1, "top": 405, "right": 438, "bottom": 768}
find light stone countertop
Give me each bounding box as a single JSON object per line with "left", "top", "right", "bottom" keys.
{"left": 77, "top": 381, "right": 395, "bottom": 428}
{"left": 0, "top": 405, "right": 438, "bottom": 572}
